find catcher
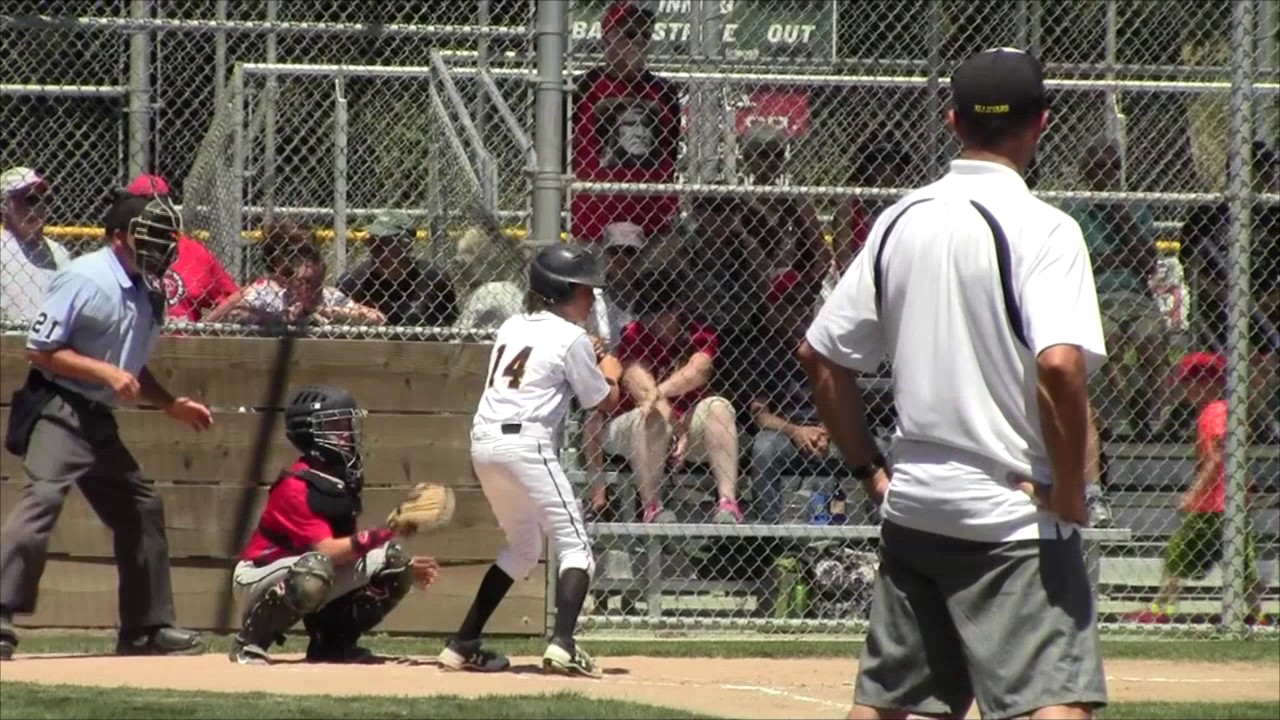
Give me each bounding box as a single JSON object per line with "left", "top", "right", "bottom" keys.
{"left": 228, "top": 384, "right": 454, "bottom": 665}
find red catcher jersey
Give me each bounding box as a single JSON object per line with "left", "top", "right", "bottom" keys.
{"left": 570, "top": 66, "right": 680, "bottom": 242}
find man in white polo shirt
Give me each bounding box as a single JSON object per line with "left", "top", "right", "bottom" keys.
{"left": 1, "top": 168, "right": 71, "bottom": 324}
{"left": 800, "top": 48, "right": 1108, "bottom": 719}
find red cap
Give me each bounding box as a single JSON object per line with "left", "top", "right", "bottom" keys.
{"left": 602, "top": 1, "right": 654, "bottom": 38}
{"left": 125, "top": 173, "right": 171, "bottom": 197}
{"left": 767, "top": 269, "right": 806, "bottom": 305}
{"left": 1175, "top": 352, "right": 1226, "bottom": 384}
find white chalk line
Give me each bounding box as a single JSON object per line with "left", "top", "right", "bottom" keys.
{"left": 254, "top": 659, "right": 851, "bottom": 711}
{"left": 1108, "top": 675, "right": 1276, "bottom": 684}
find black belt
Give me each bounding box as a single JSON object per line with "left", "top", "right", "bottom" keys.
{"left": 31, "top": 370, "right": 113, "bottom": 416}
{"left": 501, "top": 423, "right": 522, "bottom": 435}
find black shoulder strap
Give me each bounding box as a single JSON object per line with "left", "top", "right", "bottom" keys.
{"left": 968, "top": 200, "right": 1029, "bottom": 350}
{"left": 871, "top": 197, "right": 1029, "bottom": 352}
{"left": 873, "top": 198, "right": 936, "bottom": 313}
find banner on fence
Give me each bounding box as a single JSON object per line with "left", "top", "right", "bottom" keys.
{"left": 570, "top": 0, "right": 836, "bottom": 62}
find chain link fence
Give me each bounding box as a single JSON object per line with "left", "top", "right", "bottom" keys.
{"left": 2, "top": 0, "right": 535, "bottom": 338}
{"left": 2, "top": 0, "right": 1277, "bottom": 642}
{"left": 556, "top": 0, "right": 1280, "bottom": 640}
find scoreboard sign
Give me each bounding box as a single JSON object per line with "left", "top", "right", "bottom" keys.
{"left": 570, "top": 0, "right": 836, "bottom": 63}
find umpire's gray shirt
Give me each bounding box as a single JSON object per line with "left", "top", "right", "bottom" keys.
{"left": 26, "top": 247, "right": 162, "bottom": 406}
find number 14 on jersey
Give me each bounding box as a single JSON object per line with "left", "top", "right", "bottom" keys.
{"left": 488, "top": 344, "right": 533, "bottom": 389}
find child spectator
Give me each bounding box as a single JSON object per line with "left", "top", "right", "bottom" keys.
{"left": 1125, "top": 352, "right": 1268, "bottom": 625}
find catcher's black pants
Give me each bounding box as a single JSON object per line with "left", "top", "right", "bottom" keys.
{"left": 0, "top": 395, "right": 177, "bottom": 631}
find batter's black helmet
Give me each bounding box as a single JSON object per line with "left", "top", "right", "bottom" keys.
{"left": 529, "top": 243, "right": 606, "bottom": 303}
{"left": 285, "top": 384, "right": 367, "bottom": 486}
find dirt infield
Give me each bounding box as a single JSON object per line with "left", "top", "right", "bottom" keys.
{"left": 1, "top": 654, "right": 1277, "bottom": 718}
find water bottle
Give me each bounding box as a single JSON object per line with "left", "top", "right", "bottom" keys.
{"left": 830, "top": 484, "right": 848, "bottom": 526}
{"left": 792, "top": 576, "right": 810, "bottom": 618}
{"left": 810, "top": 491, "right": 830, "bottom": 525}
{"left": 773, "top": 556, "right": 799, "bottom": 619}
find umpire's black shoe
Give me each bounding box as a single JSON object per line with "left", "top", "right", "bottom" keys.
{"left": 116, "top": 626, "right": 206, "bottom": 656}
{"left": 0, "top": 610, "right": 16, "bottom": 661}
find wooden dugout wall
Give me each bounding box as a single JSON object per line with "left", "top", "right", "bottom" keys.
{"left": 0, "top": 335, "right": 543, "bottom": 636}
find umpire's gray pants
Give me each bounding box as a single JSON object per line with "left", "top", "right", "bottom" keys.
{"left": 231, "top": 546, "right": 392, "bottom": 620}
{"left": 0, "top": 395, "right": 177, "bottom": 630}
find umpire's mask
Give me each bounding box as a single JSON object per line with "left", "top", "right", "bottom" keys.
{"left": 129, "top": 195, "right": 182, "bottom": 283}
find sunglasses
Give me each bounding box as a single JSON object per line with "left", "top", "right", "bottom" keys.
{"left": 13, "top": 193, "right": 48, "bottom": 209}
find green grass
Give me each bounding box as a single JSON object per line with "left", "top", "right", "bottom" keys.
{"left": 0, "top": 683, "right": 1274, "bottom": 720}
{"left": 0, "top": 683, "right": 710, "bottom": 720}
{"left": 1100, "top": 702, "right": 1280, "bottom": 719}
{"left": 8, "top": 630, "right": 1279, "bottom": 664}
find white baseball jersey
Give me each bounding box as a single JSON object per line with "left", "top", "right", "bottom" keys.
{"left": 474, "top": 311, "right": 611, "bottom": 433}
{"left": 807, "top": 159, "right": 1106, "bottom": 543}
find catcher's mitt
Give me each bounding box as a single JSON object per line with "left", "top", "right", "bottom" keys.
{"left": 386, "top": 483, "right": 456, "bottom": 536}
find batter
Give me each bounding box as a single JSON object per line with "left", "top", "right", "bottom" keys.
{"left": 438, "top": 243, "right": 622, "bottom": 678}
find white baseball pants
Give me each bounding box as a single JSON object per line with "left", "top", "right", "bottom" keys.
{"left": 471, "top": 424, "right": 594, "bottom": 580}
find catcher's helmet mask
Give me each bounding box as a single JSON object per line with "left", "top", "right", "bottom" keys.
{"left": 528, "top": 243, "right": 606, "bottom": 305}
{"left": 285, "top": 385, "right": 367, "bottom": 487}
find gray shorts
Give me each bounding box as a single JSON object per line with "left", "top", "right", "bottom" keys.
{"left": 854, "top": 522, "right": 1107, "bottom": 718}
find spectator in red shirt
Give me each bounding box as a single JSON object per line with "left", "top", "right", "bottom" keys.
{"left": 1126, "top": 353, "right": 1266, "bottom": 625}
{"left": 228, "top": 385, "right": 438, "bottom": 665}
{"left": 590, "top": 272, "right": 743, "bottom": 524}
{"left": 569, "top": 1, "right": 680, "bottom": 242}
{"left": 123, "top": 174, "right": 239, "bottom": 322}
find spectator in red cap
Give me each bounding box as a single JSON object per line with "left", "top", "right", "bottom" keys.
{"left": 569, "top": 0, "right": 680, "bottom": 243}
{"left": 124, "top": 173, "right": 239, "bottom": 323}
{"left": 1124, "top": 351, "right": 1268, "bottom": 625}
{"left": 1, "top": 167, "right": 71, "bottom": 324}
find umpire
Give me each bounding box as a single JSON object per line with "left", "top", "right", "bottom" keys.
{"left": 801, "top": 48, "right": 1108, "bottom": 719}
{"left": 0, "top": 193, "right": 212, "bottom": 660}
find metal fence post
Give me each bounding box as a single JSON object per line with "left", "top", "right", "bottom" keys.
{"left": 215, "top": 1, "right": 229, "bottom": 110}
{"left": 1221, "top": 0, "right": 1256, "bottom": 640}
{"left": 925, "top": 0, "right": 944, "bottom": 176}
{"left": 231, "top": 64, "right": 248, "bottom": 282}
{"left": 264, "top": 0, "right": 280, "bottom": 219}
{"left": 333, "top": 76, "right": 349, "bottom": 276}
{"left": 1257, "top": 0, "right": 1279, "bottom": 142}
{"left": 531, "top": 0, "right": 567, "bottom": 247}
{"left": 128, "top": 0, "right": 153, "bottom": 178}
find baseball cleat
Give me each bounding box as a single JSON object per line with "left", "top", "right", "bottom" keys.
{"left": 229, "top": 640, "right": 270, "bottom": 666}
{"left": 542, "top": 640, "right": 602, "bottom": 679}
{"left": 438, "top": 638, "right": 510, "bottom": 672}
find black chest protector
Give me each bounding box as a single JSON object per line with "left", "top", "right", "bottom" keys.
{"left": 271, "top": 467, "right": 361, "bottom": 538}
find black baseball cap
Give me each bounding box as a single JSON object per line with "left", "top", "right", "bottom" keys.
{"left": 950, "top": 47, "right": 1048, "bottom": 121}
